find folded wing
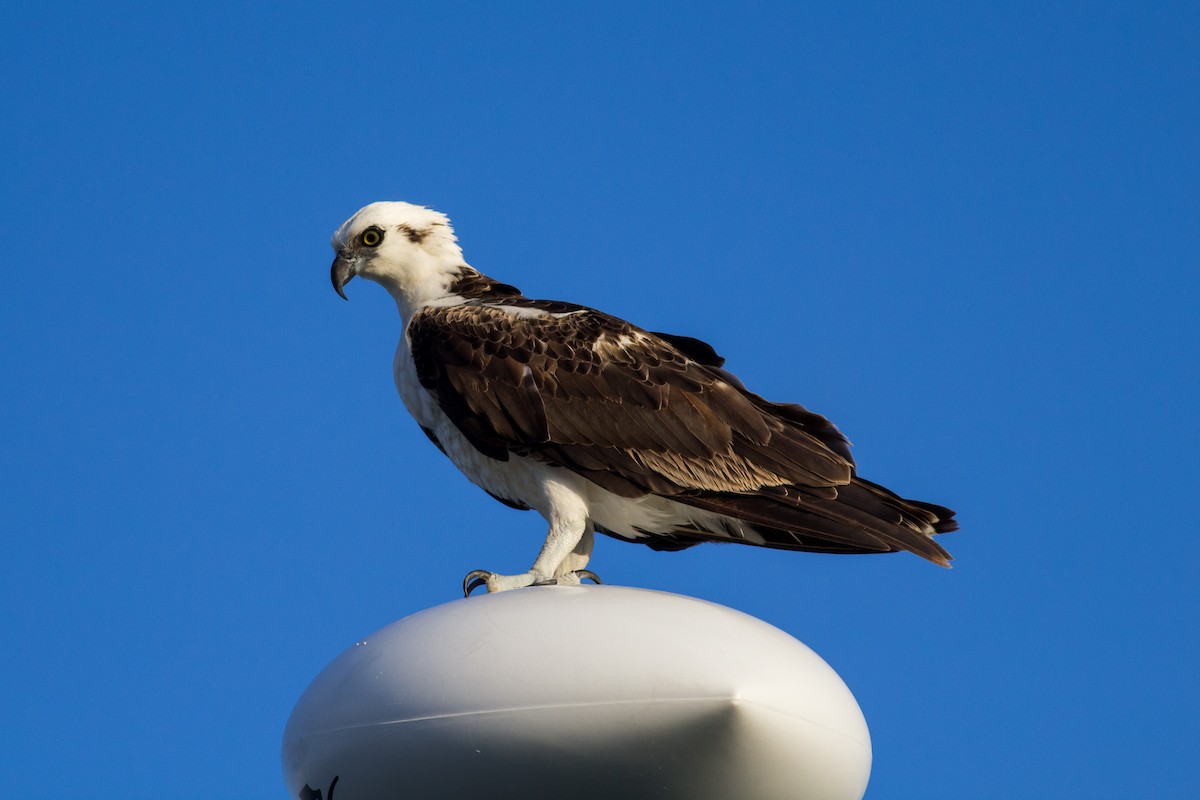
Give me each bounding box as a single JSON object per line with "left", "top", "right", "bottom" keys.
{"left": 407, "top": 299, "right": 956, "bottom": 564}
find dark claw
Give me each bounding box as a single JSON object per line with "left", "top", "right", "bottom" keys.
{"left": 534, "top": 570, "right": 602, "bottom": 587}
{"left": 463, "top": 570, "right": 492, "bottom": 597}
{"left": 574, "top": 569, "right": 602, "bottom": 585}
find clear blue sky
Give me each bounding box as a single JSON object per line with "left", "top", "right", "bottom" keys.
{"left": 2, "top": 2, "right": 1197, "bottom": 797}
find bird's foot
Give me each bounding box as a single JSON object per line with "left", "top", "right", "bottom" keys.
{"left": 463, "top": 569, "right": 602, "bottom": 597}
{"left": 462, "top": 569, "right": 531, "bottom": 596}
{"left": 547, "top": 569, "right": 602, "bottom": 587}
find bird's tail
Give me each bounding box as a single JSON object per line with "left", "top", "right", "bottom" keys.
{"left": 673, "top": 477, "right": 958, "bottom": 566}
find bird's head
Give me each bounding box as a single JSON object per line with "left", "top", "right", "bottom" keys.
{"left": 330, "top": 201, "right": 466, "bottom": 312}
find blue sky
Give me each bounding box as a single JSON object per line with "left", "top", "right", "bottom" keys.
{"left": 2, "top": 2, "right": 1197, "bottom": 797}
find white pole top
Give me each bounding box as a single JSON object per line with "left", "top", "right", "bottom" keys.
{"left": 283, "top": 585, "right": 871, "bottom": 800}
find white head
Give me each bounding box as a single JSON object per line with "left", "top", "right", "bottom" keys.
{"left": 330, "top": 201, "right": 467, "bottom": 315}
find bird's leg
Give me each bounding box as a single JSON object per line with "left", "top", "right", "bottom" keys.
{"left": 464, "top": 491, "right": 592, "bottom": 595}
{"left": 551, "top": 525, "right": 600, "bottom": 585}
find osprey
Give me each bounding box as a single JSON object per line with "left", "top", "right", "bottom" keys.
{"left": 331, "top": 202, "right": 958, "bottom": 595}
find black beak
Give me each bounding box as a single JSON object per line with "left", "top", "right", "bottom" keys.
{"left": 331, "top": 252, "right": 356, "bottom": 300}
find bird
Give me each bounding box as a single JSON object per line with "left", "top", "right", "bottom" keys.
{"left": 330, "top": 201, "right": 958, "bottom": 595}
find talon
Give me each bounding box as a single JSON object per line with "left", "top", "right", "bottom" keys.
{"left": 463, "top": 570, "right": 492, "bottom": 597}
{"left": 574, "top": 569, "right": 602, "bottom": 585}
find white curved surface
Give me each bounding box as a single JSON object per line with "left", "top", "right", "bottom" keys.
{"left": 282, "top": 585, "right": 870, "bottom": 800}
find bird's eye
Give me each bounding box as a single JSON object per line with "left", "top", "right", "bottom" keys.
{"left": 360, "top": 227, "right": 384, "bottom": 247}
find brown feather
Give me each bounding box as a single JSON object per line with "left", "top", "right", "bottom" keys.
{"left": 407, "top": 285, "right": 957, "bottom": 564}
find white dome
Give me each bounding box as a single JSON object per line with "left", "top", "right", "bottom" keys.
{"left": 282, "top": 585, "right": 871, "bottom": 800}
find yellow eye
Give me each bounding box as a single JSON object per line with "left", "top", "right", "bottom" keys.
{"left": 360, "top": 227, "right": 383, "bottom": 247}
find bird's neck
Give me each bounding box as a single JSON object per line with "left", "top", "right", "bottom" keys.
{"left": 377, "top": 256, "right": 475, "bottom": 324}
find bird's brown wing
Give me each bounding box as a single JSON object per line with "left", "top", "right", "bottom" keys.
{"left": 407, "top": 300, "right": 955, "bottom": 563}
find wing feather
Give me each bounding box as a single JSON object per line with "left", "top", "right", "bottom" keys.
{"left": 407, "top": 297, "right": 956, "bottom": 564}
{"left": 408, "top": 303, "right": 853, "bottom": 494}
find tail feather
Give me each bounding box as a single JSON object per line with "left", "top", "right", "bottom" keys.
{"left": 672, "top": 477, "right": 958, "bottom": 566}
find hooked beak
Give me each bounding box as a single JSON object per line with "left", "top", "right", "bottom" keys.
{"left": 331, "top": 251, "right": 356, "bottom": 300}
